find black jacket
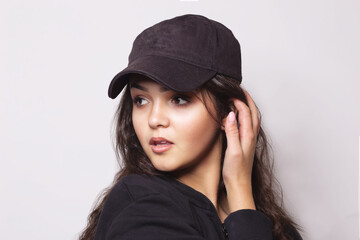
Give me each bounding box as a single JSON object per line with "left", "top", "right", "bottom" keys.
{"left": 94, "top": 174, "right": 302, "bottom": 240}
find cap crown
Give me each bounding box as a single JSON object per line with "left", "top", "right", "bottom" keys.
{"left": 129, "top": 14, "right": 242, "bottom": 81}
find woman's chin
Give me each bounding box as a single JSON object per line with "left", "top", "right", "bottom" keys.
{"left": 150, "top": 159, "right": 177, "bottom": 172}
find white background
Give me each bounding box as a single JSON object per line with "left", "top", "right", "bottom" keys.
{"left": 1, "top": 0, "right": 359, "bottom": 239}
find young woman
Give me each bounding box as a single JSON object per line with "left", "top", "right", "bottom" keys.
{"left": 79, "top": 14, "right": 303, "bottom": 240}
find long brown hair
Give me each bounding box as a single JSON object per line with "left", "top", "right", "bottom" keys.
{"left": 79, "top": 74, "right": 302, "bottom": 240}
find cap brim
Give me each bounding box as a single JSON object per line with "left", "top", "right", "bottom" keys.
{"left": 108, "top": 55, "right": 217, "bottom": 99}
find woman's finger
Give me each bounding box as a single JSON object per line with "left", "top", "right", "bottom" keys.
{"left": 224, "top": 111, "right": 242, "bottom": 155}
{"left": 233, "top": 99, "right": 254, "bottom": 148}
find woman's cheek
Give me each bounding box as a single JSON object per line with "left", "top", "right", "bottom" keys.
{"left": 171, "top": 108, "right": 217, "bottom": 144}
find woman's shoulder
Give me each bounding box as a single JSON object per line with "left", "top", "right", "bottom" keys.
{"left": 106, "top": 174, "right": 189, "bottom": 211}
{"left": 118, "top": 174, "right": 170, "bottom": 192}
{"left": 95, "top": 174, "right": 194, "bottom": 239}
{"left": 113, "top": 174, "right": 181, "bottom": 199}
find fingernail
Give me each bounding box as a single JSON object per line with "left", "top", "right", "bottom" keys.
{"left": 228, "top": 111, "right": 235, "bottom": 123}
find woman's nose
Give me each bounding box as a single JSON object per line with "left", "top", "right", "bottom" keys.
{"left": 148, "top": 102, "right": 170, "bottom": 129}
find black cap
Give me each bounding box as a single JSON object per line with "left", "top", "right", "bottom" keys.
{"left": 108, "top": 14, "right": 242, "bottom": 99}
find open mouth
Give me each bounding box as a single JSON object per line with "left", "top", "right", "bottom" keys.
{"left": 149, "top": 137, "right": 174, "bottom": 153}
{"left": 153, "top": 141, "right": 172, "bottom": 146}
{"left": 149, "top": 137, "right": 173, "bottom": 146}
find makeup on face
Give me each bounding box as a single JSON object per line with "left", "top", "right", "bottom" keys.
{"left": 130, "top": 76, "right": 223, "bottom": 174}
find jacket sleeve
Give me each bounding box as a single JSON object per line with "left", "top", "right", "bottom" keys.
{"left": 223, "top": 210, "right": 303, "bottom": 240}
{"left": 224, "top": 209, "right": 273, "bottom": 240}
{"left": 105, "top": 191, "right": 204, "bottom": 240}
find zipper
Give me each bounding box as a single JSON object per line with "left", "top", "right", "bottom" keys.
{"left": 222, "top": 223, "right": 229, "bottom": 239}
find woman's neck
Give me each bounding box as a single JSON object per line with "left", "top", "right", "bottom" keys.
{"left": 176, "top": 164, "right": 221, "bottom": 207}
{"left": 173, "top": 135, "right": 223, "bottom": 211}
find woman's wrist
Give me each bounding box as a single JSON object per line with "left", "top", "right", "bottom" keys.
{"left": 223, "top": 175, "right": 252, "bottom": 190}
{"left": 226, "top": 182, "right": 256, "bottom": 212}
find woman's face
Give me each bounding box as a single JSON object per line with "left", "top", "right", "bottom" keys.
{"left": 129, "top": 75, "right": 223, "bottom": 173}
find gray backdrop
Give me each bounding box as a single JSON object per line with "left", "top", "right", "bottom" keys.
{"left": 1, "top": 0, "right": 359, "bottom": 239}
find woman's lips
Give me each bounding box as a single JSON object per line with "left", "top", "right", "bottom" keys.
{"left": 149, "top": 137, "right": 173, "bottom": 153}
{"left": 151, "top": 144, "right": 173, "bottom": 153}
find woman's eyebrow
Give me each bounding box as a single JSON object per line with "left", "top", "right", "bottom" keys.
{"left": 130, "top": 82, "right": 170, "bottom": 92}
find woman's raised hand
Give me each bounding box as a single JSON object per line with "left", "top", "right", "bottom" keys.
{"left": 222, "top": 90, "right": 260, "bottom": 212}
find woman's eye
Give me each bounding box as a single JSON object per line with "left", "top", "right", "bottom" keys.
{"left": 133, "top": 97, "right": 148, "bottom": 106}
{"left": 172, "top": 95, "right": 189, "bottom": 105}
